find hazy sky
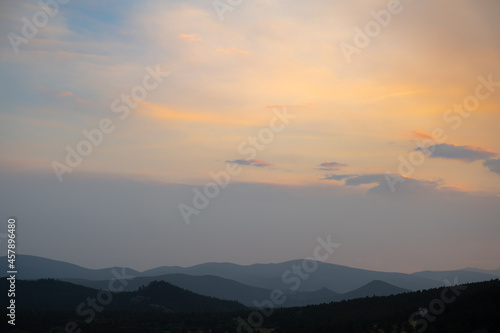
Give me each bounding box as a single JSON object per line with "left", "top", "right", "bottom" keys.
{"left": 1, "top": 0, "right": 499, "bottom": 273}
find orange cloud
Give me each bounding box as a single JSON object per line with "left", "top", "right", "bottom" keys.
{"left": 412, "top": 130, "right": 435, "bottom": 141}
{"left": 216, "top": 47, "right": 249, "bottom": 55}
{"left": 140, "top": 101, "right": 260, "bottom": 127}
{"left": 57, "top": 91, "right": 73, "bottom": 97}
{"left": 178, "top": 34, "right": 201, "bottom": 42}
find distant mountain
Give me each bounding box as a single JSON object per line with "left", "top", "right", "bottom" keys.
{"left": 62, "top": 273, "right": 273, "bottom": 306}
{"left": 0, "top": 278, "right": 246, "bottom": 313}
{"left": 411, "top": 269, "right": 499, "bottom": 284}
{"left": 61, "top": 275, "right": 413, "bottom": 308}
{"left": 462, "top": 267, "right": 500, "bottom": 277}
{"left": 7, "top": 255, "right": 497, "bottom": 305}
{"left": 340, "top": 280, "right": 410, "bottom": 300}
{"left": 1, "top": 254, "right": 139, "bottom": 280}
{"left": 144, "top": 260, "right": 442, "bottom": 293}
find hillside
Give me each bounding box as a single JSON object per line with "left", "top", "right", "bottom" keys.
{"left": 267, "top": 279, "right": 500, "bottom": 332}
{"left": 62, "top": 273, "right": 273, "bottom": 306}
{"left": 111, "top": 280, "right": 247, "bottom": 313}
{"left": 2, "top": 279, "right": 499, "bottom": 333}
{"left": 0, "top": 278, "right": 246, "bottom": 313}
{"left": 340, "top": 280, "right": 410, "bottom": 300}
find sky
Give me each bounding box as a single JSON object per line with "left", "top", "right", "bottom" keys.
{"left": 0, "top": 0, "right": 499, "bottom": 274}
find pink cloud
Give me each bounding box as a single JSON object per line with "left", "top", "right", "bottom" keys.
{"left": 178, "top": 34, "right": 201, "bottom": 42}
{"left": 412, "top": 130, "right": 435, "bottom": 141}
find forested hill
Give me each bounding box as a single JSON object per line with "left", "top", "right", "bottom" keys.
{"left": 0, "top": 278, "right": 246, "bottom": 313}
{"left": 1, "top": 279, "right": 499, "bottom": 333}
{"left": 268, "top": 279, "right": 500, "bottom": 332}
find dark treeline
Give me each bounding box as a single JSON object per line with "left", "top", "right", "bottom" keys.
{"left": 0, "top": 278, "right": 246, "bottom": 312}
{"left": 268, "top": 279, "right": 500, "bottom": 333}
{"left": 1, "top": 279, "right": 499, "bottom": 333}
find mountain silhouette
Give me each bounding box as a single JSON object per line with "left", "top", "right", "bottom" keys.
{"left": 5, "top": 254, "right": 498, "bottom": 308}
{"left": 0, "top": 278, "right": 246, "bottom": 313}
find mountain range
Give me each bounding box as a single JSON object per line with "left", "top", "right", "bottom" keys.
{"left": 3, "top": 254, "right": 499, "bottom": 307}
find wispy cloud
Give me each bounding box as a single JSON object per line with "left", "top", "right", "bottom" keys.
{"left": 140, "top": 102, "right": 260, "bottom": 127}
{"left": 57, "top": 91, "right": 73, "bottom": 97}
{"left": 320, "top": 172, "right": 463, "bottom": 197}
{"left": 178, "top": 34, "right": 201, "bottom": 42}
{"left": 343, "top": 173, "right": 457, "bottom": 197}
{"left": 321, "top": 174, "right": 354, "bottom": 181}
{"left": 416, "top": 143, "right": 497, "bottom": 163}
{"left": 344, "top": 174, "right": 392, "bottom": 187}
{"left": 57, "top": 91, "right": 90, "bottom": 103}
{"left": 412, "top": 130, "right": 435, "bottom": 141}
{"left": 318, "top": 161, "right": 347, "bottom": 170}
{"left": 226, "top": 159, "right": 271, "bottom": 167}
{"left": 75, "top": 98, "right": 91, "bottom": 103}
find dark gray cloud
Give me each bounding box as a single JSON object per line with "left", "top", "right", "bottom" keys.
{"left": 322, "top": 174, "right": 355, "bottom": 181}
{"left": 0, "top": 170, "right": 497, "bottom": 274}
{"left": 226, "top": 159, "right": 271, "bottom": 167}
{"left": 344, "top": 174, "right": 390, "bottom": 187}
{"left": 416, "top": 143, "right": 497, "bottom": 162}
{"left": 318, "top": 161, "right": 347, "bottom": 170}
{"left": 484, "top": 159, "right": 500, "bottom": 175}
{"left": 341, "top": 173, "right": 457, "bottom": 197}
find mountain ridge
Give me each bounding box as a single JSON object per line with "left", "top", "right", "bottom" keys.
{"left": 4, "top": 254, "right": 497, "bottom": 304}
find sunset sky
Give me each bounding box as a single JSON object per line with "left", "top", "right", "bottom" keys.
{"left": 1, "top": 0, "right": 499, "bottom": 273}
